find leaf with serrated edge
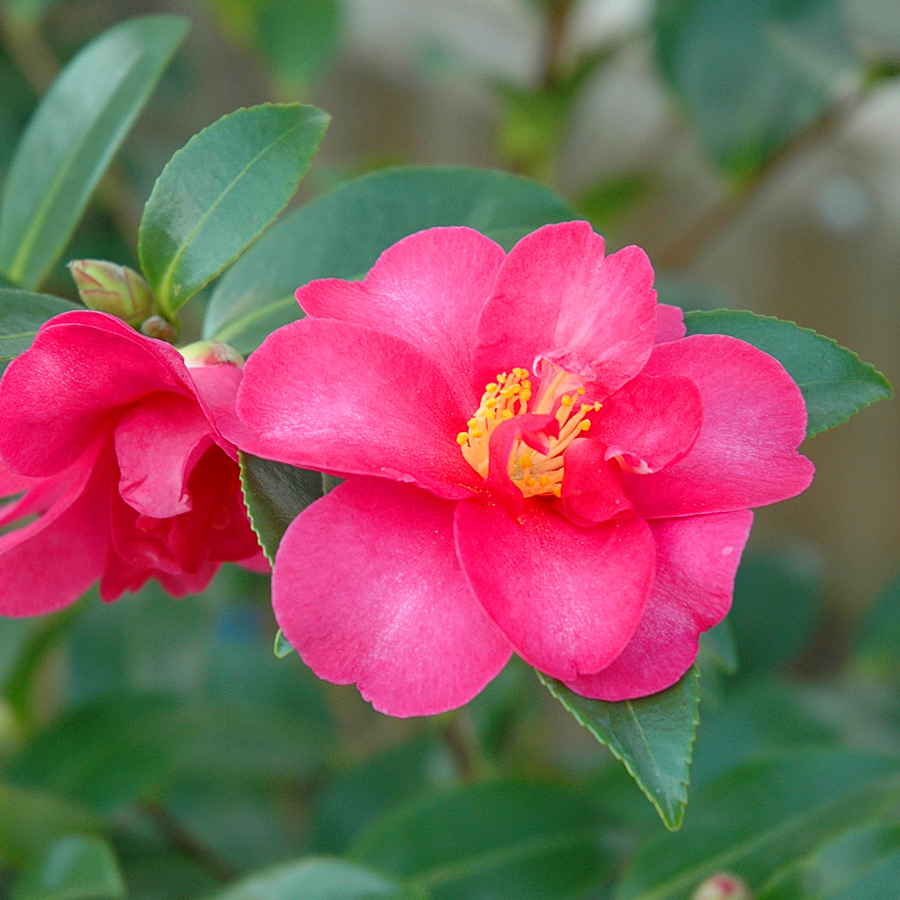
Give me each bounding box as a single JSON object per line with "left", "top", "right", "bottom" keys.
{"left": 539, "top": 667, "right": 700, "bottom": 830}
{"left": 684, "top": 310, "right": 891, "bottom": 436}
{"left": 138, "top": 103, "right": 329, "bottom": 317}
{"left": 238, "top": 452, "right": 325, "bottom": 565}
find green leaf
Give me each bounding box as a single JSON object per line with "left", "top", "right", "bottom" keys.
{"left": 273, "top": 629, "right": 295, "bottom": 658}
{"left": 728, "top": 545, "right": 825, "bottom": 680}
{"left": 538, "top": 667, "right": 700, "bottom": 830}
{"left": 138, "top": 103, "right": 329, "bottom": 318}
{"left": 0, "top": 15, "right": 188, "bottom": 288}
{"left": 239, "top": 452, "right": 327, "bottom": 563}
{"left": 614, "top": 750, "right": 900, "bottom": 900}
{"left": 0, "top": 290, "right": 81, "bottom": 361}
{"left": 683, "top": 309, "right": 892, "bottom": 436}
{"left": 756, "top": 821, "right": 900, "bottom": 900}
{"left": 352, "top": 780, "right": 611, "bottom": 900}
{"left": 852, "top": 570, "right": 900, "bottom": 682}
{"left": 203, "top": 166, "right": 578, "bottom": 354}
{"left": 202, "top": 857, "right": 407, "bottom": 900}
{"left": 0, "top": 782, "right": 100, "bottom": 869}
{"left": 11, "top": 835, "right": 125, "bottom": 900}
{"left": 654, "top": 0, "right": 859, "bottom": 178}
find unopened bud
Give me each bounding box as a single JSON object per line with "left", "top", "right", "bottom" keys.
{"left": 68, "top": 259, "right": 154, "bottom": 325}
{"left": 139, "top": 315, "right": 178, "bottom": 343}
{"left": 690, "top": 873, "right": 752, "bottom": 900}
{"left": 178, "top": 340, "right": 244, "bottom": 369}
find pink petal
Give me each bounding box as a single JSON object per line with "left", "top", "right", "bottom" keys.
{"left": 183, "top": 362, "right": 244, "bottom": 458}
{"left": 473, "top": 222, "right": 657, "bottom": 397}
{"left": 655, "top": 304, "right": 686, "bottom": 343}
{"left": 234, "top": 318, "right": 481, "bottom": 499}
{"left": 0, "top": 450, "right": 110, "bottom": 616}
{"left": 593, "top": 373, "right": 702, "bottom": 474}
{"left": 114, "top": 394, "right": 213, "bottom": 518}
{"left": 565, "top": 510, "right": 753, "bottom": 700}
{"left": 298, "top": 227, "right": 505, "bottom": 396}
{"left": 558, "top": 437, "right": 634, "bottom": 525}
{"left": 454, "top": 499, "right": 655, "bottom": 680}
{"left": 272, "top": 478, "right": 512, "bottom": 717}
{"left": 623, "top": 335, "right": 814, "bottom": 518}
{"left": 0, "top": 311, "right": 194, "bottom": 476}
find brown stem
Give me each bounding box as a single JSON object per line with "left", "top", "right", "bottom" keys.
{"left": 142, "top": 801, "right": 238, "bottom": 883}
{"left": 654, "top": 87, "right": 870, "bottom": 271}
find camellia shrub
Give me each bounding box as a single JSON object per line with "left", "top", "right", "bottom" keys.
{"left": 0, "top": 7, "right": 897, "bottom": 900}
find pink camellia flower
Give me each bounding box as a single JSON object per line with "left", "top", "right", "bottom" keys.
{"left": 0, "top": 310, "right": 266, "bottom": 616}
{"left": 231, "top": 222, "right": 814, "bottom": 717}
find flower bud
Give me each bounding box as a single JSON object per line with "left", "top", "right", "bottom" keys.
{"left": 139, "top": 315, "right": 178, "bottom": 343}
{"left": 690, "top": 873, "right": 752, "bottom": 900}
{"left": 68, "top": 260, "right": 154, "bottom": 325}
{"left": 178, "top": 340, "right": 244, "bottom": 369}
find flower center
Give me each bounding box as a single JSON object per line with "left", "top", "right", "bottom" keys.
{"left": 457, "top": 365, "right": 601, "bottom": 498}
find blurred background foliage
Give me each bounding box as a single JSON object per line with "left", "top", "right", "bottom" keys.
{"left": 2, "top": 0, "right": 900, "bottom": 897}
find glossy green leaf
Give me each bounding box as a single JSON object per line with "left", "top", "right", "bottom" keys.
{"left": 204, "top": 166, "right": 578, "bottom": 353}
{"left": 202, "top": 857, "right": 407, "bottom": 900}
{"left": 12, "top": 835, "right": 125, "bottom": 900}
{"left": 138, "top": 103, "right": 330, "bottom": 317}
{"left": 614, "top": 750, "right": 900, "bottom": 900}
{"left": 539, "top": 667, "right": 699, "bottom": 830}
{"left": 0, "top": 290, "right": 81, "bottom": 360}
{"left": 0, "top": 15, "right": 188, "bottom": 288}
{"left": 352, "top": 780, "right": 611, "bottom": 900}
{"left": 683, "top": 309, "right": 892, "bottom": 435}
{"left": 655, "top": 0, "right": 859, "bottom": 178}
{"left": 239, "top": 452, "right": 327, "bottom": 563}
{"left": 0, "top": 782, "right": 100, "bottom": 869}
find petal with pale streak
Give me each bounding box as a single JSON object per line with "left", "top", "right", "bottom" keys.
{"left": 623, "top": 335, "right": 814, "bottom": 518}
{"left": 272, "top": 478, "right": 512, "bottom": 717}
{"left": 298, "top": 227, "right": 505, "bottom": 399}
{"left": 234, "top": 318, "right": 480, "bottom": 499}
{"left": 565, "top": 510, "right": 752, "bottom": 700}
{"left": 473, "top": 222, "right": 657, "bottom": 397}
{"left": 455, "top": 499, "right": 655, "bottom": 680}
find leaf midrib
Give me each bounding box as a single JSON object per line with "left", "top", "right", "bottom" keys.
{"left": 155, "top": 118, "right": 304, "bottom": 308}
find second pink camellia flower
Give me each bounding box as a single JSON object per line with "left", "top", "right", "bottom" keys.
{"left": 0, "top": 310, "right": 266, "bottom": 616}
{"left": 231, "top": 221, "right": 815, "bottom": 717}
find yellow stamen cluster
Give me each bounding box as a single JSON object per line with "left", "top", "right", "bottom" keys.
{"left": 457, "top": 365, "right": 602, "bottom": 499}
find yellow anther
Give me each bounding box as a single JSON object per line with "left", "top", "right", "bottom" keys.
{"left": 593, "top": 401, "right": 602, "bottom": 411}
{"left": 519, "top": 453, "right": 533, "bottom": 468}
{"left": 497, "top": 373, "right": 507, "bottom": 383}
{"left": 521, "top": 390, "right": 532, "bottom": 401}
{"left": 552, "top": 485, "right": 562, "bottom": 497}
{"left": 525, "top": 477, "right": 537, "bottom": 488}
{"left": 579, "top": 420, "right": 591, "bottom": 432}
{"left": 486, "top": 382, "right": 498, "bottom": 393}
{"left": 561, "top": 395, "right": 574, "bottom": 407}
{"left": 456, "top": 432, "right": 469, "bottom": 445}
{"left": 577, "top": 386, "right": 586, "bottom": 395}
{"left": 472, "top": 427, "right": 484, "bottom": 439}
{"left": 580, "top": 403, "right": 592, "bottom": 414}
{"left": 500, "top": 410, "right": 514, "bottom": 420}
{"left": 485, "top": 398, "right": 497, "bottom": 408}
{"left": 539, "top": 474, "right": 550, "bottom": 486}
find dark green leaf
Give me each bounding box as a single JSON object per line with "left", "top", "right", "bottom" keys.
{"left": 698, "top": 620, "right": 738, "bottom": 675}
{"left": 0, "top": 782, "right": 100, "bottom": 869}
{"left": 0, "top": 290, "right": 81, "bottom": 360}
{"left": 539, "top": 667, "right": 699, "bottom": 830}
{"left": 311, "top": 734, "right": 455, "bottom": 854}
{"left": 684, "top": 309, "right": 892, "bottom": 435}
{"left": 138, "top": 103, "right": 330, "bottom": 317}
{"left": 853, "top": 569, "right": 900, "bottom": 682}
{"left": 203, "top": 166, "right": 578, "bottom": 353}
{"left": 352, "top": 780, "right": 611, "bottom": 900}
{"left": 239, "top": 452, "right": 326, "bottom": 563}
{"left": 614, "top": 750, "right": 900, "bottom": 900}
{"left": 202, "top": 857, "right": 407, "bottom": 900}
{"left": 756, "top": 821, "right": 900, "bottom": 900}
{"left": 727, "top": 544, "right": 825, "bottom": 679}
{"left": 655, "top": 0, "right": 859, "bottom": 178}
{"left": 11, "top": 835, "right": 125, "bottom": 900}
{"left": 0, "top": 16, "right": 188, "bottom": 288}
